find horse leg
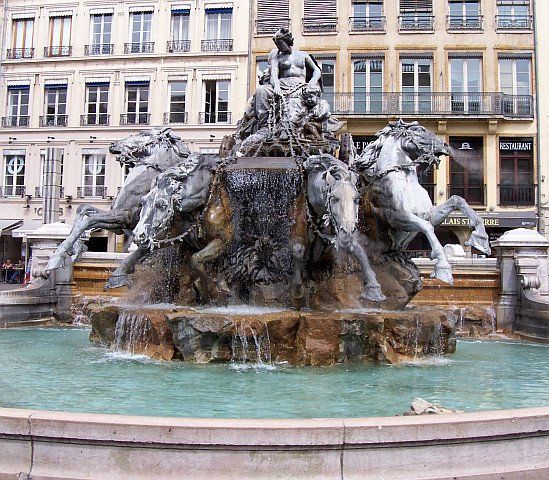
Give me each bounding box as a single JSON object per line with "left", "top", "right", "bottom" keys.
{"left": 190, "top": 238, "right": 225, "bottom": 302}
{"left": 430, "top": 196, "right": 491, "bottom": 255}
{"left": 343, "top": 240, "right": 386, "bottom": 302}
{"left": 104, "top": 245, "right": 148, "bottom": 290}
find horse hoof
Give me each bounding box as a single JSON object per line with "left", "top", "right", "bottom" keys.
{"left": 104, "top": 276, "right": 130, "bottom": 290}
{"left": 360, "top": 287, "right": 386, "bottom": 303}
{"left": 468, "top": 233, "right": 491, "bottom": 256}
{"left": 433, "top": 266, "right": 454, "bottom": 285}
{"left": 46, "top": 254, "right": 65, "bottom": 272}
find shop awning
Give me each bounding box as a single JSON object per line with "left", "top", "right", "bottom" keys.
{"left": 11, "top": 219, "right": 44, "bottom": 239}
{"left": 0, "top": 219, "right": 23, "bottom": 234}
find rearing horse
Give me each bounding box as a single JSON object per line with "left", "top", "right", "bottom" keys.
{"left": 354, "top": 120, "right": 490, "bottom": 285}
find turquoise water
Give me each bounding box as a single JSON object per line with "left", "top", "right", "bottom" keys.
{"left": 0, "top": 328, "right": 547, "bottom": 418}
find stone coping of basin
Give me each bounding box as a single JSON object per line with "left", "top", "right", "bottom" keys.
{"left": 1, "top": 406, "right": 548, "bottom": 448}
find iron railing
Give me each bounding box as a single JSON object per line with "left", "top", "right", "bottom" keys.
{"left": 39, "top": 115, "right": 68, "bottom": 127}
{"left": 167, "top": 40, "right": 191, "bottom": 52}
{"left": 498, "top": 184, "right": 536, "bottom": 206}
{"left": 124, "top": 42, "right": 154, "bottom": 54}
{"left": 84, "top": 44, "right": 114, "bottom": 55}
{"left": 6, "top": 48, "right": 34, "bottom": 59}
{"left": 447, "top": 184, "right": 486, "bottom": 205}
{"left": 349, "top": 16, "right": 386, "bottom": 32}
{"left": 80, "top": 114, "right": 110, "bottom": 126}
{"left": 446, "top": 15, "right": 483, "bottom": 30}
{"left": 164, "top": 112, "right": 188, "bottom": 124}
{"left": 255, "top": 18, "right": 290, "bottom": 35}
{"left": 198, "top": 111, "right": 232, "bottom": 124}
{"left": 2, "top": 116, "right": 30, "bottom": 127}
{"left": 201, "top": 39, "right": 233, "bottom": 52}
{"left": 120, "top": 113, "right": 150, "bottom": 125}
{"left": 398, "top": 15, "right": 434, "bottom": 30}
{"left": 302, "top": 16, "right": 338, "bottom": 33}
{"left": 35, "top": 186, "right": 65, "bottom": 198}
{"left": 44, "top": 46, "right": 72, "bottom": 57}
{"left": 1, "top": 185, "right": 26, "bottom": 197}
{"left": 495, "top": 14, "right": 532, "bottom": 30}
{"left": 77, "top": 186, "right": 107, "bottom": 199}
{"left": 332, "top": 92, "right": 534, "bottom": 119}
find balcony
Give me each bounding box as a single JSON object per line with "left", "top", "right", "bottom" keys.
{"left": 6, "top": 48, "right": 34, "bottom": 59}
{"left": 199, "top": 112, "right": 232, "bottom": 124}
{"left": 496, "top": 14, "right": 532, "bottom": 30}
{"left": 302, "top": 16, "right": 338, "bottom": 33}
{"left": 35, "top": 186, "right": 65, "bottom": 198}
{"left": 167, "top": 40, "right": 191, "bottom": 53}
{"left": 39, "top": 115, "right": 68, "bottom": 127}
{"left": 256, "top": 18, "right": 290, "bottom": 35}
{"left": 332, "top": 92, "right": 534, "bottom": 119}
{"left": 124, "top": 42, "right": 154, "bottom": 54}
{"left": 447, "top": 184, "right": 486, "bottom": 206}
{"left": 77, "top": 186, "right": 107, "bottom": 199}
{"left": 84, "top": 44, "right": 114, "bottom": 55}
{"left": 44, "top": 46, "right": 72, "bottom": 57}
{"left": 349, "top": 16, "right": 386, "bottom": 32}
{"left": 80, "top": 114, "right": 110, "bottom": 126}
{"left": 164, "top": 112, "right": 188, "bottom": 124}
{"left": 498, "top": 184, "right": 536, "bottom": 207}
{"left": 1, "top": 186, "right": 26, "bottom": 198}
{"left": 398, "top": 15, "right": 434, "bottom": 31}
{"left": 446, "top": 15, "right": 483, "bottom": 31}
{"left": 2, "top": 116, "right": 29, "bottom": 128}
{"left": 120, "top": 113, "right": 150, "bottom": 125}
{"left": 201, "top": 39, "right": 233, "bottom": 52}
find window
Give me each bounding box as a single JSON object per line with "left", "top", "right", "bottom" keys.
{"left": 303, "top": 0, "right": 337, "bottom": 32}
{"left": 84, "top": 84, "right": 109, "bottom": 125}
{"left": 499, "top": 57, "right": 532, "bottom": 116}
{"left": 205, "top": 8, "right": 232, "bottom": 39}
{"left": 449, "top": 57, "right": 482, "bottom": 112}
{"left": 449, "top": 137, "right": 484, "bottom": 205}
{"left": 167, "top": 81, "right": 187, "bottom": 123}
{"left": 123, "top": 83, "right": 149, "bottom": 124}
{"left": 499, "top": 138, "right": 534, "bottom": 206}
{"left": 448, "top": 0, "right": 481, "bottom": 29}
{"left": 43, "top": 86, "right": 67, "bottom": 126}
{"left": 5, "top": 87, "right": 30, "bottom": 127}
{"left": 318, "top": 59, "right": 335, "bottom": 110}
{"left": 47, "top": 16, "right": 71, "bottom": 56}
{"left": 399, "top": 0, "right": 433, "bottom": 30}
{"left": 88, "top": 14, "right": 112, "bottom": 54}
{"left": 169, "top": 10, "right": 190, "bottom": 52}
{"left": 497, "top": 0, "right": 531, "bottom": 29}
{"left": 203, "top": 80, "right": 230, "bottom": 123}
{"left": 10, "top": 18, "right": 34, "bottom": 58}
{"left": 353, "top": 59, "right": 383, "bottom": 113}
{"left": 82, "top": 154, "right": 106, "bottom": 198}
{"left": 351, "top": 1, "right": 384, "bottom": 31}
{"left": 401, "top": 58, "right": 432, "bottom": 113}
{"left": 3, "top": 153, "right": 25, "bottom": 197}
{"left": 127, "top": 12, "right": 153, "bottom": 53}
{"left": 256, "top": 0, "right": 289, "bottom": 34}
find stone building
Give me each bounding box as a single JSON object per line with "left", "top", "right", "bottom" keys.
{"left": 0, "top": 0, "right": 250, "bottom": 261}
{"left": 252, "top": 0, "right": 538, "bottom": 254}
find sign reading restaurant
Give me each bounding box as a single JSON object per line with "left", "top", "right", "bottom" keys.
{"left": 499, "top": 139, "right": 533, "bottom": 151}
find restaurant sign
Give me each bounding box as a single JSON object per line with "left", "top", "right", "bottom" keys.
{"left": 441, "top": 212, "right": 537, "bottom": 228}
{"left": 499, "top": 139, "right": 533, "bottom": 152}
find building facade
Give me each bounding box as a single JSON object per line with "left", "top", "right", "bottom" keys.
{"left": 252, "top": 0, "right": 537, "bottom": 254}
{"left": 0, "top": 0, "right": 250, "bottom": 261}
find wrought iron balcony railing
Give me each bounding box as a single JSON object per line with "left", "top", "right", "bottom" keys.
{"left": 201, "top": 39, "right": 233, "bottom": 52}
{"left": 447, "top": 184, "right": 486, "bottom": 205}
{"left": 84, "top": 44, "right": 114, "bottom": 55}
{"left": 496, "top": 14, "right": 532, "bottom": 30}
{"left": 167, "top": 40, "right": 191, "bottom": 53}
{"left": 44, "top": 46, "right": 72, "bottom": 57}
{"left": 80, "top": 114, "right": 110, "bottom": 126}
{"left": 398, "top": 15, "right": 435, "bottom": 31}
{"left": 349, "top": 16, "right": 386, "bottom": 32}
{"left": 255, "top": 18, "right": 290, "bottom": 35}
{"left": 446, "top": 15, "right": 483, "bottom": 30}
{"left": 2, "top": 116, "right": 30, "bottom": 127}
{"left": 39, "top": 115, "right": 68, "bottom": 127}
{"left": 498, "top": 184, "right": 536, "bottom": 207}
{"left": 77, "top": 186, "right": 107, "bottom": 199}
{"left": 302, "top": 16, "right": 338, "bottom": 33}
{"left": 124, "top": 42, "right": 154, "bottom": 54}
{"left": 332, "top": 92, "right": 534, "bottom": 119}
{"left": 164, "top": 112, "right": 188, "bottom": 124}
{"left": 6, "top": 48, "right": 34, "bottom": 59}
{"left": 198, "top": 111, "right": 232, "bottom": 124}
{"left": 120, "top": 113, "right": 150, "bottom": 125}
{"left": 35, "top": 186, "right": 65, "bottom": 198}
{"left": 1, "top": 185, "right": 26, "bottom": 197}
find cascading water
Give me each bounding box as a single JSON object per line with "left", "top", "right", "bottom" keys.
{"left": 114, "top": 312, "right": 152, "bottom": 354}
{"left": 230, "top": 321, "right": 273, "bottom": 367}
{"left": 428, "top": 322, "right": 446, "bottom": 356}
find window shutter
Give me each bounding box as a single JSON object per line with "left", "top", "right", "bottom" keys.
{"left": 399, "top": 0, "right": 433, "bottom": 13}
{"left": 256, "top": 0, "right": 289, "bottom": 34}
{"left": 303, "top": 0, "right": 337, "bottom": 18}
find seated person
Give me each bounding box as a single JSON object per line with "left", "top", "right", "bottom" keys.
{"left": 2, "top": 259, "right": 14, "bottom": 283}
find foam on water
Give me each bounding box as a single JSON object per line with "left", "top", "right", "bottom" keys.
{"left": 194, "top": 305, "right": 284, "bottom": 315}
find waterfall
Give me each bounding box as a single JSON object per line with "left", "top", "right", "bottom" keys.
{"left": 230, "top": 321, "right": 273, "bottom": 366}
{"left": 114, "top": 312, "right": 152, "bottom": 354}
{"left": 428, "top": 322, "right": 445, "bottom": 356}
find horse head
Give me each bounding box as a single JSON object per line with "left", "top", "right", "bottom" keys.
{"left": 109, "top": 127, "right": 190, "bottom": 170}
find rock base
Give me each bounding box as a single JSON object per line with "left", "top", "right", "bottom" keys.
{"left": 88, "top": 304, "right": 456, "bottom": 365}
